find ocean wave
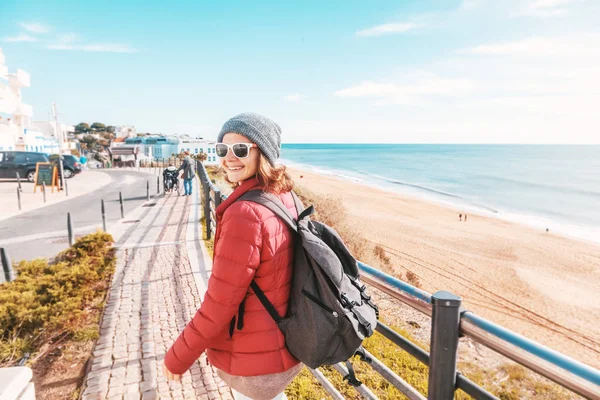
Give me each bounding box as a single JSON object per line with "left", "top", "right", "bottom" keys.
{"left": 474, "top": 174, "right": 600, "bottom": 198}
{"left": 281, "top": 158, "right": 365, "bottom": 183}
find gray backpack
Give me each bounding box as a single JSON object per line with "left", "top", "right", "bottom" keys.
{"left": 235, "top": 190, "right": 379, "bottom": 370}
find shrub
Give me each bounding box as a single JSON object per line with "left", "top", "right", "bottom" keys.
{"left": 374, "top": 245, "right": 391, "bottom": 265}
{"left": 0, "top": 232, "right": 116, "bottom": 366}
{"left": 405, "top": 271, "right": 422, "bottom": 288}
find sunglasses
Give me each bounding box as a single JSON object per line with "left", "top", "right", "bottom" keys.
{"left": 215, "top": 143, "right": 256, "bottom": 159}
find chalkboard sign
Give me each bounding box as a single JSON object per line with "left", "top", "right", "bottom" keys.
{"left": 35, "top": 163, "right": 54, "bottom": 186}
{"left": 33, "top": 162, "right": 59, "bottom": 193}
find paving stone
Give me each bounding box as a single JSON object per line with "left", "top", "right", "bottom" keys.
{"left": 80, "top": 195, "right": 227, "bottom": 399}
{"left": 141, "top": 390, "right": 158, "bottom": 400}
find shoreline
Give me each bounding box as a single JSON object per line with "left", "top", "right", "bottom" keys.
{"left": 285, "top": 164, "right": 600, "bottom": 369}
{"left": 281, "top": 158, "right": 600, "bottom": 247}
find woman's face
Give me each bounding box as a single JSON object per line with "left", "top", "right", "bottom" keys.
{"left": 219, "top": 133, "right": 260, "bottom": 184}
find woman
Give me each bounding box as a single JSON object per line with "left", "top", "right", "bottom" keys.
{"left": 163, "top": 113, "right": 302, "bottom": 400}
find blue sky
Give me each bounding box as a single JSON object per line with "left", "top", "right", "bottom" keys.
{"left": 1, "top": 0, "right": 599, "bottom": 143}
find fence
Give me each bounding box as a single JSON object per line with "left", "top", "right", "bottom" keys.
{"left": 197, "top": 161, "right": 222, "bottom": 240}
{"left": 196, "top": 161, "right": 600, "bottom": 400}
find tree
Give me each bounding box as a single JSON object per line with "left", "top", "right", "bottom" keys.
{"left": 91, "top": 122, "right": 106, "bottom": 131}
{"left": 80, "top": 135, "right": 98, "bottom": 150}
{"left": 75, "top": 122, "right": 90, "bottom": 134}
{"left": 106, "top": 126, "right": 115, "bottom": 133}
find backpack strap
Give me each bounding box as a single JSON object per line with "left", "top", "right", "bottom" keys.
{"left": 290, "top": 191, "right": 305, "bottom": 215}
{"left": 238, "top": 191, "right": 298, "bottom": 232}
{"left": 236, "top": 190, "right": 313, "bottom": 327}
{"left": 250, "top": 281, "right": 282, "bottom": 322}
{"left": 350, "top": 279, "right": 380, "bottom": 319}
{"left": 343, "top": 360, "right": 362, "bottom": 387}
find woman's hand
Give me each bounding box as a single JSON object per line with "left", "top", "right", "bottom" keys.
{"left": 163, "top": 362, "right": 182, "bottom": 382}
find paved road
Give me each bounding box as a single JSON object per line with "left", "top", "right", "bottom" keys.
{"left": 0, "top": 169, "right": 169, "bottom": 262}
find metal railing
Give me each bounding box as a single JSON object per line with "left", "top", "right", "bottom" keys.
{"left": 197, "top": 161, "right": 222, "bottom": 240}
{"left": 196, "top": 162, "right": 600, "bottom": 400}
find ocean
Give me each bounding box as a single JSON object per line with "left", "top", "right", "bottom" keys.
{"left": 280, "top": 144, "right": 600, "bottom": 244}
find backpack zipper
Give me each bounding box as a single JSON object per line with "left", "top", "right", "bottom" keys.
{"left": 302, "top": 289, "right": 338, "bottom": 317}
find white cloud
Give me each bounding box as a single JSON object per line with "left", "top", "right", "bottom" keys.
{"left": 19, "top": 22, "right": 50, "bottom": 34}
{"left": 57, "top": 33, "right": 79, "bottom": 43}
{"left": 461, "top": 35, "right": 600, "bottom": 57}
{"left": 356, "top": 23, "right": 419, "bottom": 37}
{"left": 335, "top": 76, "right": 474, "bottom": 105}
{"left": 81, "top": 44, "right": 137, "bottom": 53}
{"left": 4, "top": 34, "right": 38, "bottom": 43}
{"left": 47, "top": 36, "right": 137, "bottom": 53}
{"left": 516, "top": 0, "right": 575, "bottom": 18}
{"left": 284, "top": 93, "right": 303, "bottom": 102}
{"left": 460, "top": 0, "right": 480, "bottom": 10}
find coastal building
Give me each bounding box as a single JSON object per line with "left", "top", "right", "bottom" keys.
{"left": 122, "top": 135, "right": 218, "bottom": 165}
{"left": 31, "top": 120, "right": 74, "bottom": 153}
{"left": 110, "top": 137, "right": 127, "bottom": 147}
{"left": 115, "top": 125, "right": 136, "bottom": 138}
{"left": 177, "top": 136, "right": 218, "bottom": 164}
{"left": 0, "top": 49, "right": 68, "bottom": 153}
{"left": 0, "top": 48, "right": 33, "bottom": 151}
{"left": 123, "top": 136, "right": 177, "bottom": 159}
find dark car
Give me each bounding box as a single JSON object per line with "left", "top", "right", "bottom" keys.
{"left": 49, "top": 154, "right": 82, "bottom": 178}
{"left": 0, "top": 151, "right": 49, "bottom": 182}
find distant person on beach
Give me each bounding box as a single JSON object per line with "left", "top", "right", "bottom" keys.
{"left": 465, "top": 214, "right": 468, "bottom": 222}
{"left": 459, "top": 213, "right": 462, "bottom": 221}
{"left": 177, "top": 151, "right": 195, "bottom": 196}
{"left": 163, "top": 113, "right": 301, "bottom": 399}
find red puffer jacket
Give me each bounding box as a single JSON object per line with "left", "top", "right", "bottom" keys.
{"left": 164, "top": 178, "right": 300, "bottom": 376}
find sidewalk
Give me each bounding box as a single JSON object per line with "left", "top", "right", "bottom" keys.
{"left": 80, "top": 182, "right": 233, "bottom": 400}
{"left": 0, "top": 170, "right": 112, "bottom": 221}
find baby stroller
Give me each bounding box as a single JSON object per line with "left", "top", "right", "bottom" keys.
{"left": 163, "top": 168, "right": 179, "bottom": 193}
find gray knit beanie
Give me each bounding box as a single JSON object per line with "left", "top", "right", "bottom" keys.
{"left": 217, "top": 112, "right": 281, "bottom": 165}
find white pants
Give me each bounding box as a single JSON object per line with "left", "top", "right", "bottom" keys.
{"left": 231, "top": 389, "right": 287, "bottom": 400}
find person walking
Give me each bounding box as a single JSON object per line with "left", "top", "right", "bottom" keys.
{"left": 177, "top": 152, "right": 195, "bottom": 196}
{"left": 163, "top": 113, "right": 302, "bottom": 399}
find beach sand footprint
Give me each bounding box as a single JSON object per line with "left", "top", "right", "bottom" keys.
{"left": 516, "top": 267, "right": 600, "bottom": 310}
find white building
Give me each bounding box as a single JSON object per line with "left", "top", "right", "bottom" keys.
{"left": 0, "top": 48, "right": 33, "bottom": 151}
{"left": 115, "top": 125, "right": 136, "bottom": 138}
{"left": 0, "top": 49, "right": 67, "bottom": 153}
{"left": 32, "top": 121, "right": 74, "bottom": 153}
{"left": 177, "top": 136, "right": 218, "bottom": 165}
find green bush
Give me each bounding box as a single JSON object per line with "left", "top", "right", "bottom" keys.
{"left": 0, "top": 232, "right": 116, "bottom": 366}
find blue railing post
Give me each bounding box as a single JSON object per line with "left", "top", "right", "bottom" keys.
{"left": 428, "top": 291, "right": 462, "bottom": 400}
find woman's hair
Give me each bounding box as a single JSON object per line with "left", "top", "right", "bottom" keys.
{"left": 255, "top": 153, "right": 294, "bottom": 194}
{"left": 219, "top": 152, "right": 294, "bottom": 193}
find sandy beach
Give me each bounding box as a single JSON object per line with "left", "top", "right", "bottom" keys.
{"left": 287, "top": 166, "right": 600, "bottom": 370}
